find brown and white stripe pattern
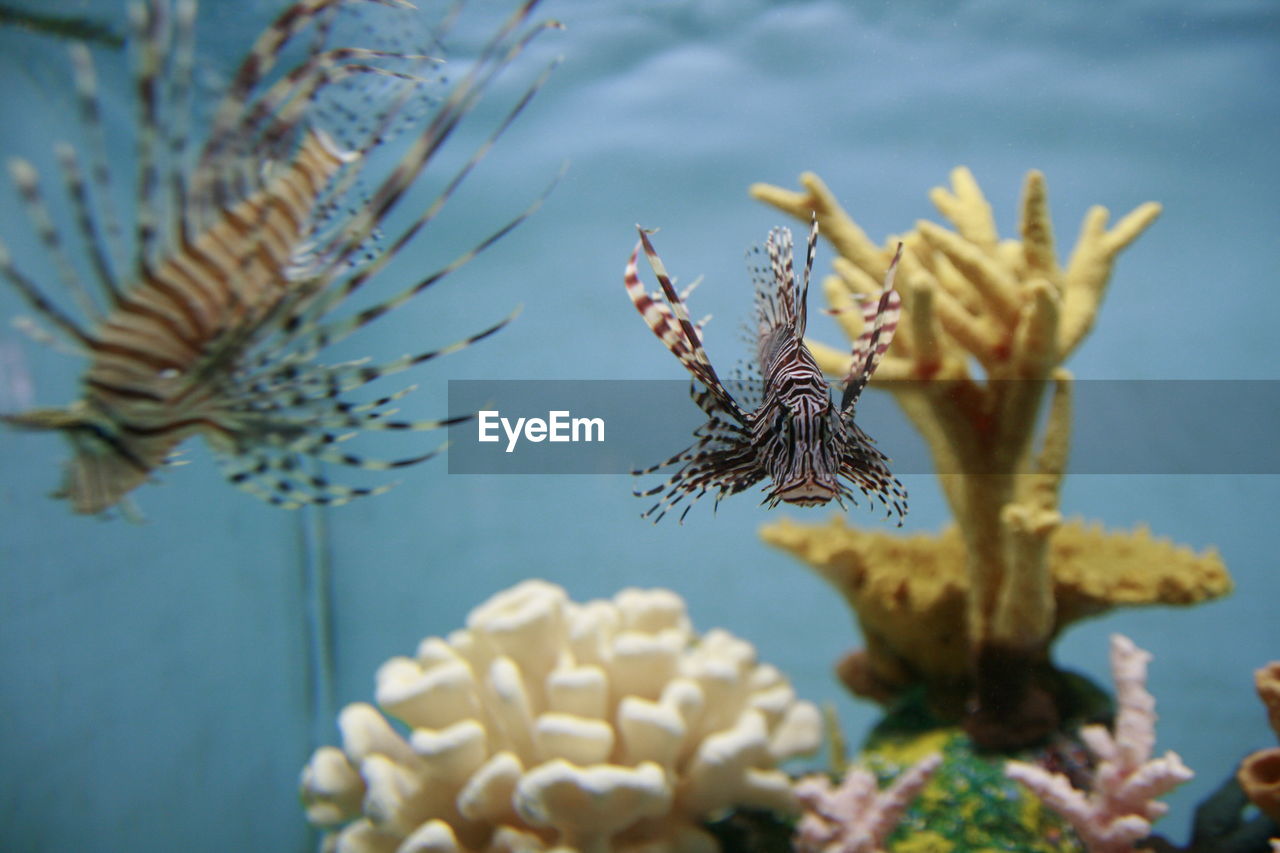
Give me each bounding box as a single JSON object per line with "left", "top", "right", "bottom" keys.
{"left": 0, "top": 0, "right": 558, "bottom": 515}
{"left": 624, "top": 216, "right": 907, "bottom": 524}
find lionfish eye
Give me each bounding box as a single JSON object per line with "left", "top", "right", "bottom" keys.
{"left": 774, "top": 409, "right": 791, "bottom": 438}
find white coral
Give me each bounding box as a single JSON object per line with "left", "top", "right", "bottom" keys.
{"left": 300, "top": 580, "right": 822, "bottom": 852}
{"left": 1005, "top": 633, "right": 1193, "bottom": 853}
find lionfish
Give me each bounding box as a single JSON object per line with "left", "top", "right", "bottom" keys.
{"left": 0, "top": 0, "right": 559, "bottom": 514}
{"left": 623, "top": 217, "right": 908, "bottom": 524}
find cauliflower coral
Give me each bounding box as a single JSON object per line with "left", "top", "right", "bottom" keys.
{"left": 300, "top": 580, "right": 822, "bottom": 852}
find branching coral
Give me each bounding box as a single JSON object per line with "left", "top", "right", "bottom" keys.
{"left": 751, "top": 168, "right": 1229, "bottom": 746}
{"left": 793, "top": 754, "right": 941, "bottom": 853}
{"left": 1238, "top": 662, "right": 1280, "bottom": 823}
{"left": 299, "top": 580, "right": 822, "bottom": 852}
{"left": 761, "top": 517, "right": 1229, "bottom": 710}
{"left": 1005, "top": 634, "right": 1193, "bottom": 852}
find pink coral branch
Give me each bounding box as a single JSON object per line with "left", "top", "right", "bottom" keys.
{"left": 794, "top": 753, "right": 941, "bottom": 853}
{"left": 1005, "top": 634, "right": 1193, "bottom": 852}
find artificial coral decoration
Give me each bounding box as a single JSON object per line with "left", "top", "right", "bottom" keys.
{"left": 1005, "top": 634, "right": 1193, "bottom": 852}
{"left": 793, "top": 753, "right": 942, "bottom": 853}
{"left": 299, "top": 580, "right": 822, "bottom": 852}
{"left": 1238, "top": 661, "right": 1280, "bottom": 823}
{"left": 762, "top": 518, "right": 1229, "bottom": 713}
{"left": 751, "top": 167, "right": 1231, "bottom": 746}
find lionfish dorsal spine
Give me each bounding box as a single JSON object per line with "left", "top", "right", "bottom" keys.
{"left": 796, "top": 213, "right": 818, "bottom": 336}
{"left": 841, "top": 241, "right": 903, "bottom": 412}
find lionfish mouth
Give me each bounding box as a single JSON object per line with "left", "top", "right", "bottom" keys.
{"left": 773, "top": 479, "right": 839, "bottom": 506}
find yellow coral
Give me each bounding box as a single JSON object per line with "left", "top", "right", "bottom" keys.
{"left": 763, "top": 516, "right": 1230, "bottom": 700}
{"left": 752, "top": 168, "right": 1165, "bottom": 658}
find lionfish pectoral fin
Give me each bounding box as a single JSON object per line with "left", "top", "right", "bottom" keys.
{"left": 628, "top": 227, "right": 745, "bottom": 422}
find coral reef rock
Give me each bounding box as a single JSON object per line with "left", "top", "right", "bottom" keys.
{"left": 1238, "top": 661, "right": 1280, "bottom": 823}
{"left": 300, "top": 579, "right": 822, "bottom": 852}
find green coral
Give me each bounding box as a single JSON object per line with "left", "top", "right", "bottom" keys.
{"left": 864, "top": 731, "right": 1084, "bottom": 853}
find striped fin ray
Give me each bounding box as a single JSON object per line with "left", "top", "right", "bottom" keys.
{"left": 836, "top": 418, "right": 908, "bottom": 523}
{"left": 163, "top": 0, "right": 197, "bottom": 244}
{"left": 629, "top": 390, "right": 747, "bottom": 480}
{"left": 631, "top": 382, "right": 759, "bottom": 522}
{"left": 252, "top": 153, "right": 555, "bottom": 383}
{"left": 6, "top": 159, "right": 102, "bottom": 323}
{"left": 218, "top": 450, "right": 400, "bottom": 510}
{"left": 186, "top": 3, "right": 423, "bottom": 230}
{"left": 302, "top": 50, "right": 562, "bottom": 333}
{"left": 797, "top": 213, "right": 818, "bottom": 335}
{"left": 53, "top": 143, "right": 123, "bottom": 309}
{"left": 623, "top": 245, "right": 710, "bottom": 378}
{"left": 766, "top": 225, "right": 797, "bottom": 328}
{"left": 841, "top": 242, "right": 903, "bottom": 412}
{"left": 226, "top": 306, "right": 518, "bottom": 422}
{"left": 191, "top": 0, "right": 352, "bottom": 210}
{"left": 286, "top": 95, "right": 562, "bottom": 357}
{"left": 636, "top": 441, "right": 763, "bottom": 523}
{"left": 0, "top": 236, "right": 97, "bottom": 352}
{"left": 294, "top": 10, "right": 562, "bottom": 323}
{"left": 68, "top": 43, "right": 128, "bottom": 295}
{"left": 129, "top": 0, "right": 168, "bottom": 274}
{"left": 209, "top": 388, "right": 461, "bottom": 510}
{"left": 231, "top": 48, "right": 433, "bottom": 173}
{"left": 631, "top": 228, "right": 745, "bottom": 423}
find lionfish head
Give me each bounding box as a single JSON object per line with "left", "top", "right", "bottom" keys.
{"left": 760, "top": 405, "right": 844, "bottom": 507}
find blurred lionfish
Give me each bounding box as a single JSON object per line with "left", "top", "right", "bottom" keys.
{"left": 624, "top": 218, "right": 908, "bottom": 524}
{"left": 0, "top": 0, "right": 559, "bottom": 514}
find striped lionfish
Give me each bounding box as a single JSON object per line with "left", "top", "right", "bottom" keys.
{"left": 624, "top": 217, "right": 908, "bottom": 524}
{"left": 0, "top": 0, "right": 559, "bottom": 515}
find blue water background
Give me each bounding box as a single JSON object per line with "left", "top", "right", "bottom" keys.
{"left": 0, "top": 1, "right": 1277, "bottom": 850}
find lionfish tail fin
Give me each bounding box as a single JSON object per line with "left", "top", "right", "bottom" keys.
{"left": 59, "top": 444, "right": 152, "bottom": 516}
{"left": 840, "top": 241, "right": 903, "bottom": 412}
{"left": 2, "top": 406, "right": 167, "bottom": 515}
